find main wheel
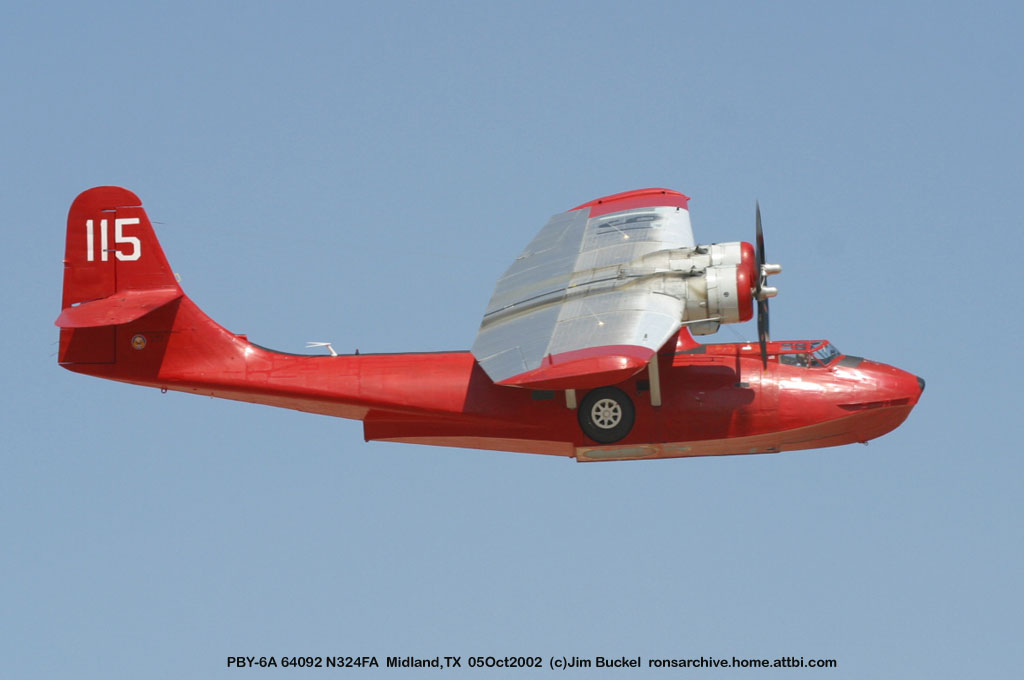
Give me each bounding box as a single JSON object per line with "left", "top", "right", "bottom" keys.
{"left": 578, "top": 387, "right": 635, "bottom": 444}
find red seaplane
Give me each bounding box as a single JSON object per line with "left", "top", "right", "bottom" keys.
{"left": 57, "top": 186, "right": 923, "bottom": 462}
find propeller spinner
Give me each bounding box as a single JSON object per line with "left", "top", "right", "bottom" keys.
{"left": 754, "top": 202, "right": 782, "bottom": 367}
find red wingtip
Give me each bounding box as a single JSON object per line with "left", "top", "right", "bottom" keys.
{"left": 571, "top": 188, "right": 690, "bottom": 218}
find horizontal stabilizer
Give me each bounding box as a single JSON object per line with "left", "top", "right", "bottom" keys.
{"left": 55, "top": 287, "right": 182, "bottom": 328}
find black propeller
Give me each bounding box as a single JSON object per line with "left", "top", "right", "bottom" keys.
{"left": 754, "top": 202, "right": 781, "bottom": 368}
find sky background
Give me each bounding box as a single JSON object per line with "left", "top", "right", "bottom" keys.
{"left": 2, "top": 1, "right": 1021, "bottom": 677}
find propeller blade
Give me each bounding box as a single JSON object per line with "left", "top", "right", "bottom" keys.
{"left": 755, "top": 202, "right": 769, "bottom": 367}
{"left": 756, "top": 200, "right": 764, "bottom": 266}
{"left": 758, "top": 299, "right": 769, "bottom": 368}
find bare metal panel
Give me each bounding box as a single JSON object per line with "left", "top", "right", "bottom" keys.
{"left": 472, "top": 204, "right": 697, "bottom": 385}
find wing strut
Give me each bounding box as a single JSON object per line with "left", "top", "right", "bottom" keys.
{"left": 648, "top": 356, "right": 662, "bottom": 407}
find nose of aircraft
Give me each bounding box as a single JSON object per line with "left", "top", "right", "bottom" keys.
{"left": 859, "top": 359, "right": 925, "bottom": 407}
{"left": 824, "top": 357, "right": 923, "bottom": 445}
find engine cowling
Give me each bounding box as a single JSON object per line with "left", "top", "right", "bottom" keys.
{"left": 706, "top": 241, "right": 756, "bottom": 323}
{"left": 707, "top": 263, "right": 755, "bottom": 324}
{"left": 673, "top": 242, "right": 756, "bottom": 330}
{"left": 631, "top": 240, "right": 761, "bottom": 333}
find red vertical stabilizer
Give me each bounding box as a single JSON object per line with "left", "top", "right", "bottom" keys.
{"left": 58, "top": 187, "right": 183, "bottom": 363}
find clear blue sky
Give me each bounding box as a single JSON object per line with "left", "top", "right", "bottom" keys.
{"left": 3, "top": 2, "right": 1021, "bottom": 677}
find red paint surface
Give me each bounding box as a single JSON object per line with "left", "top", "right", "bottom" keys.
{"left": 734, "top": 267, "right": 754, "bottom": 322}
{"left": 56, "top": 287, "right": 182, "bottom": 328}
{"left": 738, "top": 241, "right": 756, "bottom": 321}
{"left": 572, "top": 188, "right": 690, "bottom": 218}
{"left": 496, "top": 344, "right": 653, "bottom": 390}
{"left": 57, "top": 187, "right": 924, "bottom": 461}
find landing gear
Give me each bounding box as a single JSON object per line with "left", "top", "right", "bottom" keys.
{"left": 578, "top": 387, "right": 635, "bottom": 444}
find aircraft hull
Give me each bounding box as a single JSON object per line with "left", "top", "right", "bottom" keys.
{"left": 61, "top": 298, "right": 922, "bottom": 461}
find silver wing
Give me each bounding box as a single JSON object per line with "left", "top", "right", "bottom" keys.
{"left": 471, "top": 199, "right": 695, "bottom": 389}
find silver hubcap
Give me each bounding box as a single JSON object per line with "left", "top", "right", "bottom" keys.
{"left": 591, "top": 398, "right": 622, "bottom": 429}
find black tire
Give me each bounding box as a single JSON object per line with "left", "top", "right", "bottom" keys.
{"left": 578, "top": 387, "right": 635, "bottom": 444}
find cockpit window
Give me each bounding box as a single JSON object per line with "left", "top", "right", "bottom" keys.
{"left": 811, "top": 343, "right": 841, "bottom": 366}
{"left": 779, "top": 353, "right": 811, "bottom": 367}
{"left": 778, "top": 342, "right": 841, "bottom": 368}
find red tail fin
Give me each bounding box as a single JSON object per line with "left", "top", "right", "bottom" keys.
{"left": 61, "top": 186, "right": 181, "bottom": 307}
{"left": 58, "top": 187, "right": 184, "bottom": 363}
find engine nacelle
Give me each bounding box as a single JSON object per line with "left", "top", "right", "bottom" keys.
{"left": 632, "top": 241, "right": 760, "bottom": 331}
{"left": 707, "top": 263, "right": 755, "bottom": 323}
{"left": 705, "top": 242, "right": 757, "bottom": 323}
{"left": 681, "top": 262, "right": 754, "bottom": 328}
{"left": 664, "top": 242, "right": 756, "bottom": 325}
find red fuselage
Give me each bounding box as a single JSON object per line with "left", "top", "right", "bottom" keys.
{"left": 61, "top": 298, "right": 923, "bottom": 462}
{"left": 57, "top": 186, "right": 923, "bottom": 461}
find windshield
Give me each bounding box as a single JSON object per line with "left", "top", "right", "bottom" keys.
{"left": 811, "top": 342, "right": 841, "bottom": 366}
{"left": 778, "top": 341, "right": 841, "bottom": 368}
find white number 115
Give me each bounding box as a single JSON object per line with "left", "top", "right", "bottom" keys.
{"left": 85, "top": 218, "right": 141, "bottom": 262}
